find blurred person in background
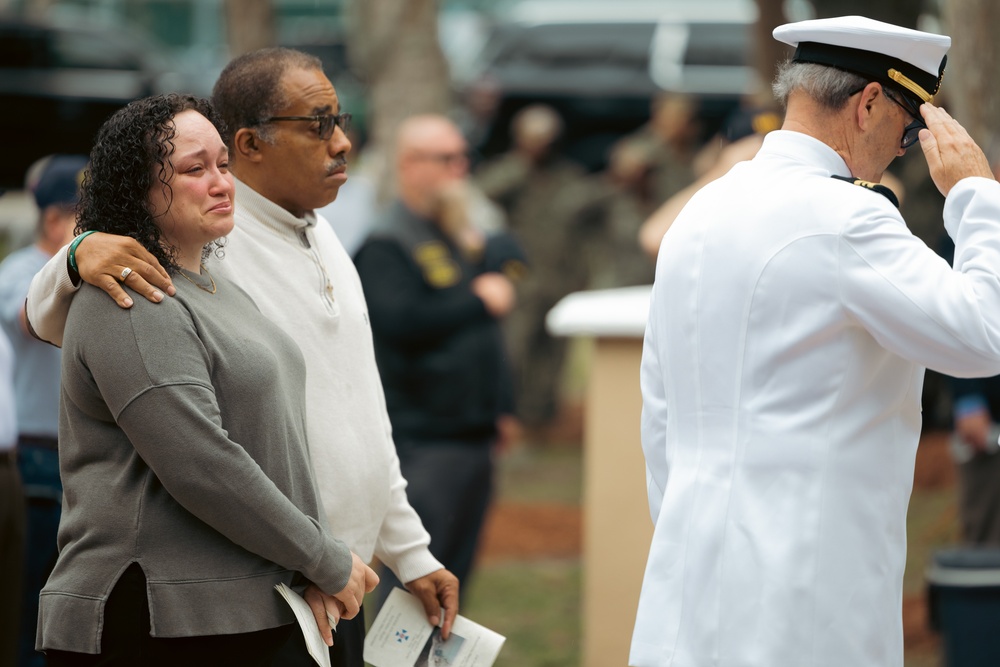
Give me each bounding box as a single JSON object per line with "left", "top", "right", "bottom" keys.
{"left": 639, "top": 108, "right": 782, "bottom": 259}
{"left": 633, "top": 16, "right": 1000, "bottom": 667}
{"left": 621, "top": 92, "right": 701, "bottom": 206}
{"left": 453, "top": 77, "right": 503, "bottom": 166}
{"left": 638, "top": 106, "right": 906, "bottom": 259}
{"left": 582, "top": 140, "right": 659, "bottom": 289}
{"left": 355, "top": 114, "right": 522, "bottom": 605}
{"left": 36, "top": 93, "right": 375, "bottom": 667}
{"left": 476, "top": 104, "right": 588, "bottom": 434}
{"left": 23, "top": 48, "right": 457, "bottom": 667}
{"left": 944, "top": 353, "right": 1000, "bottom": 545}
{"left": 940, "top": 152, "right": 1000, "bottom": 547}
{"left": 0, "top": 328, "right": 23, "bottom": 667}
{"left": 0, "top": 154, "right": 87, "bottom": 667}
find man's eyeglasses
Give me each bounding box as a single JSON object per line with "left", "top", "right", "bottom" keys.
{"left": 410, "top": 150, "right": 470, "bottom": 167}
{"left": 882, "top": 89, "right": 925, "bottom": 150}
{"left": 849, "top": 85, "right": 924, "bottom": 150}
{"left": 265, "top": 112, "right": 352, "bottom": 141}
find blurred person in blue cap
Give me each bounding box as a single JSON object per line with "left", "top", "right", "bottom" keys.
{"left": 0, "top": 154, "right": 85, "bottom": 667}
{"left": 633, "top": 15, "right": 1000, "bottom": 667}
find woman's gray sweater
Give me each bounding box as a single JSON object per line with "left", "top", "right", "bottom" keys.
{"left": 38, "top": 268, "right": 352, "bottom": 654}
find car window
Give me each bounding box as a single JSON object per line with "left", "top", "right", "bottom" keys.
{"left": 685, "top": 22, "right": 748, "bottom": 67}
{"left": 49, "top": 30, "right": 143, "bottom": 70}
{"left": 497, "top": 23, "right": 656, "bottom": 67}
{"left": 649, "top": 19, "right": 756, "bottom": 95}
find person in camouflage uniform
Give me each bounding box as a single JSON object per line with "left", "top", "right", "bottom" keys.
{"left": 476, "top": 105, "right": 590, "bottom": 430}
{"left": 583, "top": 140, "right": 659, "bottom": 290}
{"left": 620, "top": 92, "right": 700, "bottom": 207}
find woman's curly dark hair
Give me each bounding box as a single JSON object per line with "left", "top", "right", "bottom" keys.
{"left": 76, "top": 93, "right": 227, "bottom": 271}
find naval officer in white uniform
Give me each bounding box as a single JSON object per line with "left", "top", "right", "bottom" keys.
{"left": 632, "top": 16, "right": 1000, "bottom": 667}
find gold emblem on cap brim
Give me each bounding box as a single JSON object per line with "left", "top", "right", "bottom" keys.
{"left": 888, "top": 68, "right": 933, "bottom": 103}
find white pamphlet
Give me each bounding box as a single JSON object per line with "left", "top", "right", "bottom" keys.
{"left": 364, "top": 587, "right": 505, "bottom": 667}
{"left": 274, "top": 582, "right": 337, "bottom": 667}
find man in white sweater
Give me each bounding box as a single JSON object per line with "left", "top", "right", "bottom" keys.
{"left": 26, "top": 48, "right": 457, "bottom": 667}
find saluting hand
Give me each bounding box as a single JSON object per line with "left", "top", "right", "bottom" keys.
{"left": 919, "top": 103, "right": 995, "bottom": 197}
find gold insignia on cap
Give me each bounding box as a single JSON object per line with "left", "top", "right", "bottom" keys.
{"left": 888, "top": 68, "right": 933, "bottom": 103}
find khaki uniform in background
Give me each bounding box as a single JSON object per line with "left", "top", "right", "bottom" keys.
{"left": 476, "top": 152, "right": 589, "bottom": 428}
{"left": 585, "top": 183, "right": 657, "bottom": 290}
{"left": 621, "top": 127, "right": 696, "bottom": 208}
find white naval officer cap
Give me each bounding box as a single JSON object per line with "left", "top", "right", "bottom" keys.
{"left": 773, "top": 16, "right": 951, "bottom": 106}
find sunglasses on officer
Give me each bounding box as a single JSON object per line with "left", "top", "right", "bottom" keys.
{"left": 848, "top": 84, "right": 925, "bottom": 150}
{"left": 882, "top": 88, "right": 925, "bottom": 150}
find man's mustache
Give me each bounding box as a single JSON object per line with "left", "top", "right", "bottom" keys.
{"left": 326, "top": 155, "right": 348, "bottom": 175}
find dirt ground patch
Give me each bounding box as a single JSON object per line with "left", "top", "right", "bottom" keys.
{"left": 904, "top": 431, "right": 956, "bottom": 660}
{"left": 478, "top": 502, "right": 582, "bottom": 564}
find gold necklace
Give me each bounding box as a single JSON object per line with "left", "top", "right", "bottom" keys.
{"left": 178, "top": 264, "right": 217, "bottom": 294}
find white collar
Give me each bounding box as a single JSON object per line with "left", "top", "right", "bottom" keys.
{"left": 757, "top": 130, "right": 853, "bottom": 177}
{"left": 233, "top": 177, "right": 317, "bottom": 235}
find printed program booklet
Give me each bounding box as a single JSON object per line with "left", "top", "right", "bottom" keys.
{"left": 274, "top": 582, "right": 337, "bottom": 667}
{"left": 364, "top": 587, "right": 505, "bottom": 667}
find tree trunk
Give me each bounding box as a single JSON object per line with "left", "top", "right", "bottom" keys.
{"left": 224, "top": 0, "right": 277, "bottom": 58}
{"left": 942, "top": 0, "right": 1000, "bottom": 154}
{"left": 347, "top": 0, "right": 451, "bottom": 200}
{"left": 810, "top": 0, "right": 922, "bottom": 28}
{"left": 752, "top": 0, "right": 792, "bottom": 107}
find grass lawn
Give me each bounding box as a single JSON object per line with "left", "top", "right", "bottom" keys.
{"left": 465, "top": 445, "right": 583, "bottom": 667}
{"left": 464, "top": 559, "right": 581, "bottom": 667}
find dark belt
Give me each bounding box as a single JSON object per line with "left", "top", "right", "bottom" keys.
{"left": 18, "top": 434, "right": 58, "bottom": 450}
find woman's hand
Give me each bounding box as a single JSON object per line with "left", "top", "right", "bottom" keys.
{"left": 304, "top": 584, "right": 346, "bottom": 647}
{"left": 332, "top": 552, "right": 380, "bottom": 620}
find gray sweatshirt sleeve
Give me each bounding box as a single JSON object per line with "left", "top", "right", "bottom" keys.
{"left": 115, "top": 385, "right": 352, "bottom": 594}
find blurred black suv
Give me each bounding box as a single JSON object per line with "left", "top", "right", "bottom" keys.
{"left": 457, "top": 0, "right": 781, "bottom": 170}
{"left": 0, "top": 17, "right": 183, "bottom": 190}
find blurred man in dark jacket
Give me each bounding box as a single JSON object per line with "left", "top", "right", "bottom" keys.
{"left": 355, "top": 115, "right": 522, "bottom": 601}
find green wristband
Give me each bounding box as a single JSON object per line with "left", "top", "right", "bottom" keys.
{"left": 68, "top": 231, "right": 98, "bottom": 275}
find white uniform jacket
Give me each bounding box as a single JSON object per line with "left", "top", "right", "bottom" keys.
{"left": 632, "top": 130, "right": 1000, "bottom": 667}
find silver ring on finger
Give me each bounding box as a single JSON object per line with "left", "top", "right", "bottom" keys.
{"left": 120, "top": 267, "right": 133, "bottom": 281}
